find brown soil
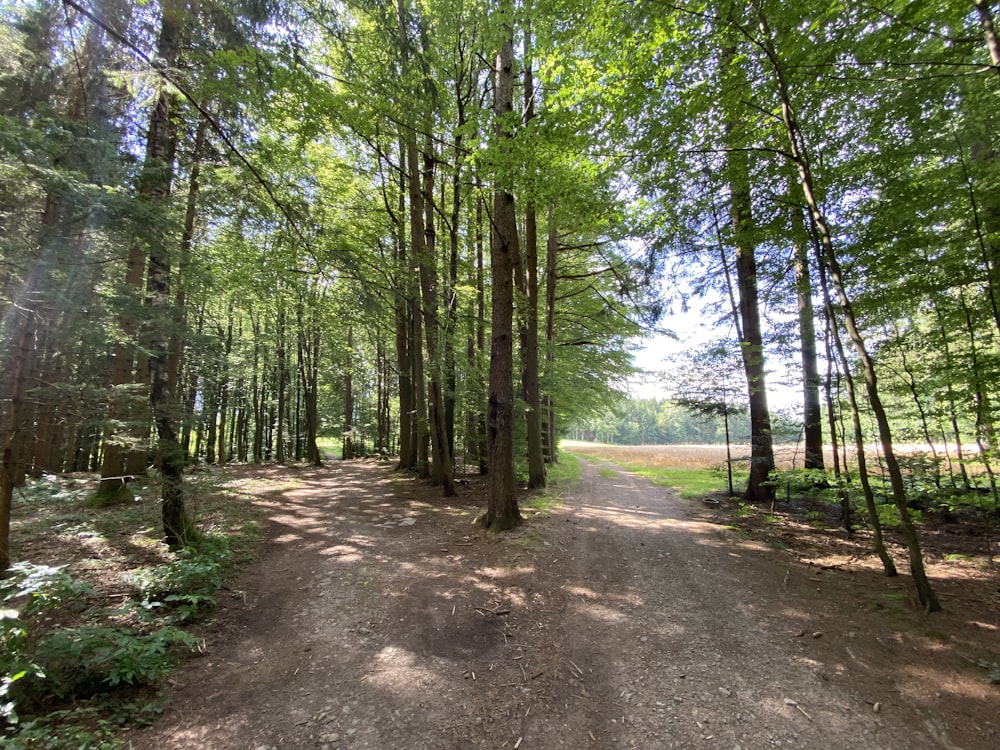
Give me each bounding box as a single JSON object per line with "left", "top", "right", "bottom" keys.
{"left": 123, "top": 457, "right": 1000, "bottom": 749}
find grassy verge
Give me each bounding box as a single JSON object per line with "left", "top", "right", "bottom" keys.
{"left": 561, "top": 441, "right": 742, "bottom": 499}
{"left": 522, "top": 454, "right": 582, "bottom": 515}
{"left": 2, "top": 468, "right": 266, "bottom": 749}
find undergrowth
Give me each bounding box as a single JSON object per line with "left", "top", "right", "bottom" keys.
{"left": 2, "top": 470, "right": 262, "bottom": 749}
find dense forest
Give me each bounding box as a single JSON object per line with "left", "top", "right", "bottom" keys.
{"left": 3, "top": 0, "right": 1000, "bottom": 615}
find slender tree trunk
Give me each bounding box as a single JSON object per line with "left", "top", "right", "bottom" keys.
{"left": 894, "top": 325, "right": 941, "bottom": 487}
{"left": 0, "top": 281, "right": 41, "bottom": 571}
{"left": 819, "top": 265, "right": 898, "bottom": 568}
{"left": 519, "top": 24, "right": 545, "bottom": 489}
{"left": 822, "top": 326, "right": 851, "bottom": 530}
{"left": 420, "top": 137, "right": 456, "bottom": 494}
{"left": 486, "top": 8, "right": 522, "bottom": 530}
{"left": 790, "top": 187, "right": 825, "bottom": 471}
{"left": 932, "top": 304, "right": 971, "bottom": 490}
{"left": 216, "top": 310, "right": 233, "bottom": 465}
{"left": 276, "top": 303, "right": 287, "bottom": 463}
{"left": 755, "top": 6, "right": 938, "bottom": 610}
{"left": 959, "top": 291, "right": 1000, "bottom": 504}
{"left": 344, "top": 327, "right": 355, "bottom": 460}
{"left": 395, "top": 140, "right": 414, "bottom": 470}
{"left": 721, "top": 27, "right": 774, "bottom": 503}
{"left": 297, "top": 295, "right": 322, "bottom": 466}
{"left": 543, "top": 207, "right": 559, "bottom": 463}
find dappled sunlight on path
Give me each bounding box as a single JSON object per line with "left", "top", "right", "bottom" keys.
{"left": 126, "top": 458, "right": 982, "bottom": 750}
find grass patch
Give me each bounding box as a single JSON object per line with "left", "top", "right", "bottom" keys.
{"left": 523, "top": 455, "right": 582, "bottom": 517}
{"left": 315, "top": 436, "right": 343, "bottom": 460}
{"left": 547, "top": 454, "right": 582, "bottom": 486}
{"left": 628, "top": 466, "right": 730, "bottom": 498}
{"left": 597, "top": 467, "right": 617, "bottom": 479}
{"left": 560, "top": 442, "right": 736, "bottom": 498}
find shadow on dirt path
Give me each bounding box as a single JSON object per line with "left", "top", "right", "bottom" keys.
{"left": 124, "top": 458, "right": 996, "bottom": 749}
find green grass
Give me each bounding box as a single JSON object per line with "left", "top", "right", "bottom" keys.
{"left": 598, "top": 467, "right": 617, "bottom": 479}
{"left": 523, "top": 454, "right": 582, "bottom": 515}
{"left": 559, "top": 443, "right": 737, "bottom": 499}
{"left": 617, "top": 465, "right": 728, "bottom": 499}
{"left": 547, "top": 453, "right": 582, "bottom": 486}
{"left": 315, "top": 436, "right": 343, "bottom": 460}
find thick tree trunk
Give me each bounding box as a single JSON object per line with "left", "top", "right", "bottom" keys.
{"left": 100, "top": 1, "right": 182, "bottom": 494}
{"left": 486, "top": 13, "right": 522, "bottom": 531}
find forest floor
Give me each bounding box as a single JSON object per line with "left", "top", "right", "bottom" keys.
{"left": 118, "top": 456, "right": 1000, "bottom": 750}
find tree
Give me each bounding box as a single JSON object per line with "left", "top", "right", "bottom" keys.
{"left": 485, "top": 0, "right": 521, "bottom": 530}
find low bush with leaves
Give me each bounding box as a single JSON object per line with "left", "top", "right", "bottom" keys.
{"left": 1, "top": 537, "right": 234, "bottom": 746}
{"left": 1, "top": 562, "right": 199, "bottom": 734}
{"left": 130, "top": 533, "right": 231, "bottom": 622}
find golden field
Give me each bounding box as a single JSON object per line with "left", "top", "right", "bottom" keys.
{"left": 560, "top": 441, "right": 831, "bottom": 471}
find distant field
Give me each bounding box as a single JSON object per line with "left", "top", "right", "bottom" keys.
{"left": 560, "top": 441, "right": 816, "bottom": 470}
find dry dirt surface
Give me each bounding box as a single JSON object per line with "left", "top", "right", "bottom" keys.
{"left": 124, "top": 457, "right": 1000, "bottom": 750}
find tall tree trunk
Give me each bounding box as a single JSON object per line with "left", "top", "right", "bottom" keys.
{"left": 790, "top": 187, "right": 825, "bottom": 471}
{"left": 819, "top": 259, "right": 897, "bottom": 570}
{"left": 721, "top": 25, "right": 774, "bottom": 504}
{"left": 959, "top": 291, "right": 999, "bottom": 504}
{"left": 519, "top": 24, "right": 546, "bottom": 489}
{"left": 216, "top": 310, "right": 233, "bottom": 465}
{"left": 394, "top": 139, "right": 414, "bottom": 470}
{"left": 395, "top": 0, "right": 431, "bottom": 480}
{"left": 344, "top": 327, "right": 355, "bottom": 460}
{"left": 138, "top": 0, "right": 191, "bottom": 546}
{"left": 100, "top": 1, "right": 182, "bottom": 494}
{"left": 167, "top": 113, "right": 208, "bottom": 412}
{"left": 420, "top": 137, "right": 456, "bottom": 494}
{"left": 543, "top": 207, "right": 559, "bottom": 463}
{"left": 755, "top": 6, "right": 938, "bottom": 610}
{"left": 932, "top": 304, "right": 971, "bottom": 490}
{"left": 486, "top": 8, "right": 522, "bottom": 531}
{"left": 0, "top": 270, "right": 44, "bottom": 570}
{"left": 275, "top": 303, "right": 287, "bottom": 463}
{"left": 297, "top": 294, "right": 323, "bottom": 466}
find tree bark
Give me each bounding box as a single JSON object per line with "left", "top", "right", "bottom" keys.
{"left": 720, "top": 23, "right": 774, "bottom": 504}
{"left": 543, "top": 207, "right": 559, "bottom": 463}
{"left": 519, "top": 24, "right": 546, "bottom": 489}
{"left": 344, "top": 327, "right": 355, "bottom": 460}
{"left": 790, "top": 188, "right": 825, "bottom": 471}
{"left": 486, "top": 7, "right": 522, "bottom": 530}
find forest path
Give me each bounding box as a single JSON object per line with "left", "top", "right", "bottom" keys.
{"left": 125, "top": 457, "right": 983, "bottom": 749}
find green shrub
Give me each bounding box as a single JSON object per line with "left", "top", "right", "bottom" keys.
{"left": 130, "top": 533, "right": 230, "bottom": 622}
{"left": 28, "top": 625, "right": 196, "bottom": 699}
{"left": 871, "top": 503, "right": 925, "bottom": 527}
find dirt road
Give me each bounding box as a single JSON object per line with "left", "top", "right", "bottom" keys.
{"left": 125, "top": 458, "right": 995, "bottom": 749}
